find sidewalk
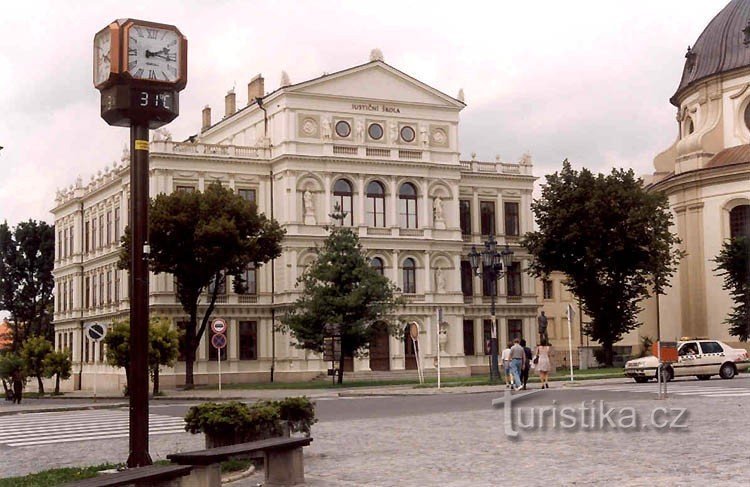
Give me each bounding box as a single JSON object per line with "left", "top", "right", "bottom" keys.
{"left": 0, "top": 375, "right": 640, "bottom": 416}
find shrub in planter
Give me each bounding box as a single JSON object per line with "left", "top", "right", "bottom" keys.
{"left": 273, "top": 396, "right": 317, "bottom": 436}
{"left": 184, "top": 401, "right": 280, "bottom": 448}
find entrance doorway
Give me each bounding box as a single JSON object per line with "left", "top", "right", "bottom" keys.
{"left": 369, "top": 322, "right": 390, "bottom": 371}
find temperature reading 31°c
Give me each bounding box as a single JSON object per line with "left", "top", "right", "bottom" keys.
{"left": 138, "top": 91, "right": 171, "bottom": 109}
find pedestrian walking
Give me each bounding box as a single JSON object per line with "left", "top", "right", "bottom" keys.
{"left": 509, "top": 339, "right": 525, "bottom": 391}
{"left": 535, "top": 340, "right": 553, "bottom": 389}
{"left": 520, "top": 339, "right": 532, "bottom": 390}
{"left": 501, "top": 345, "right": 512, "bottom": 388}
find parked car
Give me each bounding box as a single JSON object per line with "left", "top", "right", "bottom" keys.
{"left": 624, "top": 339, "right": 750, "bottom": 383}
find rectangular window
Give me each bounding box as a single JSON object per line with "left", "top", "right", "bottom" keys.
{"left": 84, "top": 338, "right": 90, "bottom": 363}
{"left": 69, "top": 278, "right": 74, "bottom": 310}
{"left": 91, "top": 217, "right": 97, "bottom": 250}
{"left": 506, "top": 262, "right": 522, "bottom": 297}
{"left": 504, "top": 202, "right": 520, "bottom": 236}
{"left": 460, "top": 261, "right": 474, "bottom": 297}
{"left": 507, "top": 319, "right": 523, "bottom": 342}
{"left": 237, "top": 188, "right": 256, "bottom": 203}
{"left": 92, "top": 275, "right": 97, "bottom": 307}
{"left": 106, "top": 211, "right": 112, "bottom": 246}
{"left": 463, "top": 319, "right": 475, "bottom": 356}
{"left": 176, "top": 185, "right": 195, "bottom": 193}
{"left": 85, "top": 221, "right": 90, "bottom": 253}
{"left": 208, "top": 328, "right": 228, "bottom": 361}
{"left": 114, "top": 271, "right": 119, "bottom": 303}
{"left": 459, "top": 200, "right": 472, "bottom": 235}
{"left": 98, "top": 273, "right": 104, "bottom": 305}
{"left": 58, "top": 230, "right": 63, "bottom": 259}
{"left": 543, "top": 279, "right": 553, "bottom": 299}
{"left": 480, "top": 201, "right": 496, "bottom": 236}
{"left": 482, "top": 265, "right": 497, "bottom": 296}
{"left": 398, "top": 198, "right": 418, "bottom": 229}
{"left": 85, "top": 276, "right": 90, "bottom": 308}
{"left": 177, "top": 321, "right": 189, "bottom": 361}
{"left": 114, "top": 207, "right": 120, "bottom": 242}
{"left": 68, "top": 226, "right": 74, "bottom": 256}
{"left": 98, "top": 215, "right": 104, "bottom": 248}
{"left": 63, "top": 228, "right": 69, "bottom": 257}
{"left": 106, "top": 271, "right": 112, "bottom": 303}
{"left": 208, "top": 271, "right": 226, "bottom": 295}
{"left": 239, "top": 321, "right": 258, "bottom": 360}
{"left": 483, "top": 320, "right": 493, "bottom": 355}
{"left": 239, "top": 265, "right": 257, "bottom": 294}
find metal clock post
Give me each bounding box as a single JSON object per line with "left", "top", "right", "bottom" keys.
{"left": 93, "top": 18, "right": 187, "bottom": 468}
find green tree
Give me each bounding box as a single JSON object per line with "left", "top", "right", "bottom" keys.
{"left": 104, "top": 318, "right": 181, "bottom": 395}
{"left": 119, "top": 183, "right": 283, "bottom": 389}
{"left": 43, "top": 350, "right": 72, "bottom": 395}
{"left": 713, "top": 237, "right": 750, "bottom": 341}
{"left": 522, "top": 160, "right": 684, "bottom": 366}
{"left": 0, "top": 220, "right": 55, "bottom": 351}
{"left": 148, "top": 318, "right": 180, "bottom": 395}
{"left": 280, "top": 215, "right": 403, "bottom": 384}
{"left": 20, "top": 335, "right": 53, "bottom": 395}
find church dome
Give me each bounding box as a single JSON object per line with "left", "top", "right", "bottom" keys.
{"left": 672, "top": 0, "right": 750, "bottom": 105}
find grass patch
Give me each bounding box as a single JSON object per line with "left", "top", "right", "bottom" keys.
{"left": 0, "top": 463, "right": 120, "bottom": 487}
{"left": 221, "top": 458, "right": 255, "bottom": 473}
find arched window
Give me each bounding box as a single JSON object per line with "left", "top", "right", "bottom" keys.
{"left": 333, "top": 179, "right": 353, "bottom": 226}
{"left": 730, "top": 205, "right": 750, "bottom": 239}
{"left": 366, "top": 181, "right": 386, "bottom": 227}
{"left": 403, "top": 258, "right": 416, "bottom": 294}
{"left": 371, "top": 257, "right": 384, "bottom": 275}
{"left": 399, "top": 182, "right": 418, "bottom": 228}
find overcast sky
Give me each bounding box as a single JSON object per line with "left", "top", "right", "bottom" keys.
{"left": 0, "top": 0, "right": 728, "bottom": 227}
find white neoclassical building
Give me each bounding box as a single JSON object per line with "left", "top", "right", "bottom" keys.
{"left": 52, "top": 55, "right": 538, "bottom": 391}
{"left": 640, "top": 0, "right": 750, "bottom": 348}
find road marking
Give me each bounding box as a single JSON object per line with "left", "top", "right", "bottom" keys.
{"left": 575, "top": 383, "right": 749, "bottom": 398}
{"left": 0, "top": 410, "right": 186, "bottom": 448}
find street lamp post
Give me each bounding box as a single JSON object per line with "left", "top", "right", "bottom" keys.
{"left": 468, "top": 235, "right": 514, "bottom": 382}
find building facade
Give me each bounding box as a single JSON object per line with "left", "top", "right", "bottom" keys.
{"left": 641, "top": 0, "right": 750, "bottom": 349}
{"left": 51, "top": 58, "right": 539, "bottom": 391}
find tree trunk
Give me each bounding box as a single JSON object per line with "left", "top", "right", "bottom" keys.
{"left": 153, "top": 367, "right": 160, "bottom": 396}
{"left": 54, "top": 374, "right": 60, "bottom": 395}
{"left": 36, "top": 375, "right": 44, "bottom": 396}
{"left": 184, "top": 306, "right": 197, "bottom": 390}
{"left": 603, "top": 343, "right": 614, "bottom": 367}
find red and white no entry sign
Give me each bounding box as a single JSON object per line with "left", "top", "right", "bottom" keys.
{"left": 211, "top": 318, "right": 227, "bottom": 334}
{"left": 211, "top": 333, "right": 227, "bottom": 349}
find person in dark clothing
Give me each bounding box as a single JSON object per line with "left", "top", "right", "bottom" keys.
{"left": 520, "top": 339, "right": 533, "bottom": 390}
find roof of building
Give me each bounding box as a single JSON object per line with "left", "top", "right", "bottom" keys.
{"left": 704, "top": 143, "right": 750, "bottom": 168}
{"left": 672, "top": 0, "right": 750, "bottom": 105}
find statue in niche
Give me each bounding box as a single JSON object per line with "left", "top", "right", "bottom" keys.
{"left": 420, "top": 125, "right": 429, "bottom": 147}
{"left": 389, "top": 121, "right": 398, "bottom": 144}
{"left": 321, "top": 117, "right": 332, "bottom": 141}
{"left": 303, "top": 190, "right": 316, "bottom": 225}
{"left": 435, "top": 267, "right": 446, "bottom": 293}
{"left": 356, "top": 120, "right": 365, "bottom": 143}
{"left": 433, "top": 196, "right": 446, "bottom": 229}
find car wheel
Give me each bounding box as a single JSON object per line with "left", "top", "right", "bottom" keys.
{"left": 658, "top": 366, "right": 673, "bottom": 382}
{"left": 719, "top": 363, "right": 736, "bottom": 380}
{"left": 696, "top": 375, "right": 711, "bottom": 381}
{"left": 634, "top": 377, "right": 649, "bottom": 384}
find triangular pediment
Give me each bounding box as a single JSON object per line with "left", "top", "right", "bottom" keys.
{"left": 286, "top": 61, "right": 465, "bottom": 109}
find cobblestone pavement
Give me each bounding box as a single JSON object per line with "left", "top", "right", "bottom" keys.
{"left": 229, "top": 393, "right": 749, "bottom": 486}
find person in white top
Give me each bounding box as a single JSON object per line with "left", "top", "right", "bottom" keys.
{"left": 501, "top": 346, "right": 513, "bottom": 388}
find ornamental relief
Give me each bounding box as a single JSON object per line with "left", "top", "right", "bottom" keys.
{"left": 430, "top": 124, "right": 450, "bottom": 147}
{"left": 297, "top": 114, "right": 320, "bottom": 138}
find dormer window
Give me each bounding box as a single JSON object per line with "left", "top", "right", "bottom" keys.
{"left": 685, "top": 46, "right": 696, "bottom": 72}
{"left": 685, "top": 116, "right": 694, "bottom": 135}
{"left": 743, "top": 103, "right": 750, "bottom": 131}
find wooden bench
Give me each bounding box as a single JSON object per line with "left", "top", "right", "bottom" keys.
{"left": 61, "top": 464, "right": 193, "bottom": 487}
{"left": 168, "top": 436, "right": 313, "bottom": 487}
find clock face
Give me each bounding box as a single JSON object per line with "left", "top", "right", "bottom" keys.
{"left": 93, "top": 29, "right": 112, "bottom": 86}
{"left": 127, "top": 25, "right": 180, "bottom": 82}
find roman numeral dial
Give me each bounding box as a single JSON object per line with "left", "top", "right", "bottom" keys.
{"left": 125, "top": 23, "right": 181, "bottom": 83}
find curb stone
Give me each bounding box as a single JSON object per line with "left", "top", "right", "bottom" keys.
{"left": 0, "top": 402, "right": 128, "bottom": 417}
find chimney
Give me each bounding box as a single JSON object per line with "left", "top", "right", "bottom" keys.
{"left": 201, "top": 105, "right": 211, "bottom": 132}
{"left": 247, "top": 74, "right": 265, "bottom": 105}
{"left": 225, "top": 89, "right": 236, "bottom": 118}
